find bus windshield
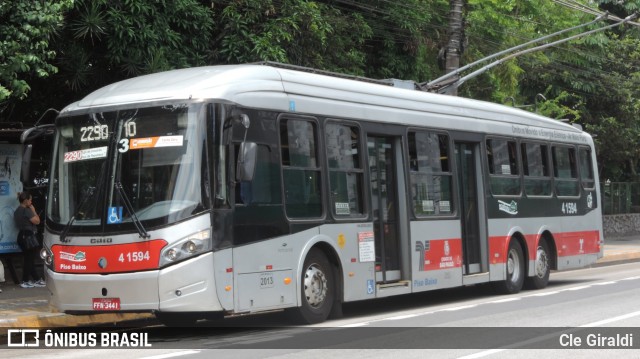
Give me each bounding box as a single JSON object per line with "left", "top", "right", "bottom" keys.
{"left": 47, "top": 103, "right": 210, "bottom": 234}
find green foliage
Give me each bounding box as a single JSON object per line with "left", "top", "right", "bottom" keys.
{"left": 62, "top": 0, "right": 214, "bottom": 84}
{"left": 2, "top": 0, "right": 640, "bottom": 182}
{"left": 0, "top": 0, "right": 72, "bottom": 103}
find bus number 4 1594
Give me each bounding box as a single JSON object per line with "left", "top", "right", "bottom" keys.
{"left": 118, "top": 251, "right": 151, "bottom": 263}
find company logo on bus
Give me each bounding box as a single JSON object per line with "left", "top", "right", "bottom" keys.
{"left": 59, "top": 251, "right": 87, "bottom": 262}
{"left": 90, "top": 237, "right": 113, "bottom": 244}
{"left": 498, "top": 200, "right": 518, "bottom": 215}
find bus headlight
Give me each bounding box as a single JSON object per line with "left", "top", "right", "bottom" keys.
{"left": 159, "top": 229, "right": 212, "bottom": 267}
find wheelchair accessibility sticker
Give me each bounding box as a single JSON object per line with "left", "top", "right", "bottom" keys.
{"left": 107, "top": 207, "right": 123, "bottom": 224}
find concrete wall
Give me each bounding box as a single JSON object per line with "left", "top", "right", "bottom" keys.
{"left": 603, "top": 214, "right": 640, "bottom": 238}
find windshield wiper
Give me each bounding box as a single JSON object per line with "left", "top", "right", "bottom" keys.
{"left": 115, "top": 181, "right": 150, "bottom": 239}
{"left": 59, "top": 186, "right": 96, "bottom": 243}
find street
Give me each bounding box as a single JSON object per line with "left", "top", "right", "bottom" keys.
{"left": 2, "top": 261, "right": 640, "bottom": 358}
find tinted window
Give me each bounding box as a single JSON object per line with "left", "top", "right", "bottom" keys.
{"left": 552, "top": 146, "right": 579, "bottom": 196}
{"left": 280, "top": 119, "right": 322, "bottom": 218}
{"left": 409, "top": 131, "right": 453, "bottom": 216}
{"left": 521, "top": 142, "right": 551, "bottom": 196}
{"left": 486, "top": 138, "right": 520, "bottom": 196}
{"left": 326, "top": 123, "right": 365, "bottom": 217}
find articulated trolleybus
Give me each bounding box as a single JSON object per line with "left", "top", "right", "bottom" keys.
{"left": 41, "top": 63, "right": 603, "bottom": 325}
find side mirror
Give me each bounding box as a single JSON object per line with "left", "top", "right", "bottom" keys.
{"left": 236, "top": 142, "right": 257, "bottom": 182}
{"left": 21, "top": 144, "right": 33, "bottom": 183}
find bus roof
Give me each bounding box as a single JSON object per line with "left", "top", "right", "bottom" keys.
{"left": 60, "top": 64, "right": 582, "bottom": 135}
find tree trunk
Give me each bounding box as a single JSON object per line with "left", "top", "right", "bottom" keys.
{"left": 445, "top": 0, "right": 465, "bottom": 96}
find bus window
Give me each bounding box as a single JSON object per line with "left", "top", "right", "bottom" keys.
{"left": 236, "top": 144, "right": 282, "bottom": 205}
{"left": 408, "top": 131, "right": 453, "bottom": 216}
{"left": 234, "top": 144, "right": 286, "bottom": 243}
{"left": 521, "top": 142, "right": 552, "bottom": 196}
{"left": 552, "top": 145, "right": 579, "bottom": 196}
{"left": 486, "top": 138, "right": 520, "bottom": 196}
{"left": 325, "top": 123, "right": 364, "bottom": 217}
{"left": 579, "top": 147, "right": 595, "bottom": 189}
{"left": 280, "top": 118, "right": 323, "bottom": 218}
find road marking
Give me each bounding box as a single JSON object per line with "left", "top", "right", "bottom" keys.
{"left": 341, "top": 322, "right": 370, "bottom": 327}
{"left": 529, "top": 291, "right": 560, "bottom": 296}
{"left": 387, "top": 313, "right": 420, "bottom": 320}
{"left": 442, "top": 305, "right": 477, "bottom": 311}
{"left": 566, "top": 285, "right": 591, "bottom": 291}
{"left": 489, "top": 297, "right": 520, "bottom": 303}
{"left": 456, "top": 349, "right": 506, "bottom": 359}
{"left": 141, "top": 351, "right": 200, "bottom": 359}
{"left": 580, "top": 310, "right": 640, "bottom": 327}
{"left": 340, "top": 274, "right": 636, "bottom": 328}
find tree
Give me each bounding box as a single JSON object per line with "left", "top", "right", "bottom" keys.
{"left": 0, "top": 0, "right": 73, "bottom": 117}
{"left": 2, "top": 0, "right": 215, "bottom": 124}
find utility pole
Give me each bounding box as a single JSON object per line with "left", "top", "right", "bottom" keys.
{"left": 444, "top": 0, "right": 465, "bottom": 96}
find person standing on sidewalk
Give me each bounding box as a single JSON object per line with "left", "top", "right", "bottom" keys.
{"left": 14, "top": 191, "right": 45, "bottom": 288}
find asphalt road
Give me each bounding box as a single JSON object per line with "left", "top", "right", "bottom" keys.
{"left": 3, "top": 261, "right": 640, "bottom": 358}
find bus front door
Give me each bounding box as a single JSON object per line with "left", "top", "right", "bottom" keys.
{"left": 455, "top": 141, "right": 488, "bottom": 275}
{"left": 368, "top": 136, "right": 402, "bottom": 283}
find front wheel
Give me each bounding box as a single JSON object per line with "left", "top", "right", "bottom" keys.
{"left": 493, "top": 240, "right": 525, "bottom": 294}
{"left": 289, "top": 249, "right": 334, "bottom": 324}
{"left": 525, "top": 240, "right": 551, "bottom": 290}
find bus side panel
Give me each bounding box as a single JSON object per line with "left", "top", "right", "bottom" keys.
{"left": 557, "top": 210, "right": 602, "bottom": 270}
{"left": 410, "top": 220, "right": 463, "bottom": 292}
{"left": 212, "top": 249, "right": 234, "bottom": 311}
{"left": 158, "top": 252, "right": 223, "bottom": 312}
{"left": 319, "top": 223, "right": 377, "bottom": 303}
{"left": 232, "top": 227, "right": 320, "bottom": 313}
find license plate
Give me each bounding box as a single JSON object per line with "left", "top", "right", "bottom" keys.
{"left": 92, "top": 298, "right": 121, "bottom": 311}
{"left": 259, "top": 272, "right": 274, "bottom": 289}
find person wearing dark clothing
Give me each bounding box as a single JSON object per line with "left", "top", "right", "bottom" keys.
{"left": 13, "top": 191, "right": 45, "bottom": 288}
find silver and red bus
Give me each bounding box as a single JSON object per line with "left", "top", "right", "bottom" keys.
{"left": 40, "top": 63, "right": 603, "bottom": 325}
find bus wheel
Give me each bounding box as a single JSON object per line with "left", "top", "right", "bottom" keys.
{"left": 292, "top": 249, "right": 334, "bottom": 324}
{"left": 493, "top": 240, "right": 525, "bottom": 294}
{"left": 525, "top": 240, "right": 550, "bottom": 290}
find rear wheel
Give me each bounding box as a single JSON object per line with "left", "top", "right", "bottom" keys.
{"left": 525, "top": 240, "right": 551, "bottom": 290}
{"left": 290, "top": 248, "right": 334, "bottom": 324}
{"left": 493, "top": 240, "right": 525, "bottom": 294}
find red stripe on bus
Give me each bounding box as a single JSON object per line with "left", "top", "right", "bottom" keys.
{"left": 51, "top": 239, "right": 167, "bottom": 274}
{"left": 489, "top": 230, "right": 601, "bottom": 264}
{"left": 421, "top": 238, "right": 463, "bottom": 271}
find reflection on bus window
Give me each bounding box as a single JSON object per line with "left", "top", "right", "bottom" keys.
{"left": 280, "top": 118, "right": 322, "bottom": 218}
{"left": 409, "top": 131, "right": 453, "bottom": 216}
{"left": 553, "top": 145, "right": 579, "bottom": 197}
{"left": 326, "top": 123, "right": 364, "bottom": 217}
{"left": 486, "top": 138, "right": 520, "bottom": 196}
{"left": 579, "top": 147, "right": 595, "bottom": 189}
{"left": 521, "top": 142, "right": 551, "bottom": 196}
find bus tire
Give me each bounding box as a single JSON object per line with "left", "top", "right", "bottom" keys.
{"left": 525, "top": 240, "right": 551, "bottom": 290}
{"left": 493, "top": 240, "right": 525, "bottom": 295}
{"left": 291, "top": 248, "right": 334, "bottom": 324}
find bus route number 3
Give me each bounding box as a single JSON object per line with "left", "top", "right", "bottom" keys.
{"left": 118, "top": 251, "right": 151, "bottom": 263}
{"left": 260, "top": 272, "right": 274, "bottom": 289}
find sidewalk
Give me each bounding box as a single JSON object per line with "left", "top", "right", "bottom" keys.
{"left": 0, "top": 237, "right": 639, "bottom": 329}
